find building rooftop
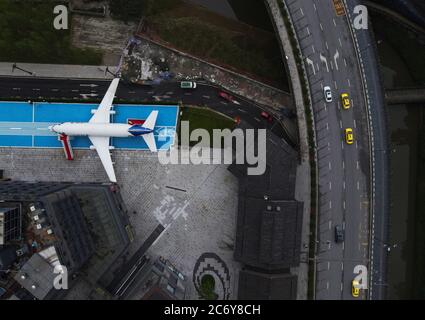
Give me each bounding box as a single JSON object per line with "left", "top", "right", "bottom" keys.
{"left": 237, "top": 268, "right": 298, "bottom": 300}
{"left": 14, "top": 253, "right": 56, "bottom": 300}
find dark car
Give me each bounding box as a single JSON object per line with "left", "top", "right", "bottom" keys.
{"left": 334, "top": 225, "right": 344, "bottom": 243}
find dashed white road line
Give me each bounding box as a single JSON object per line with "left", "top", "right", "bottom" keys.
{"left": 333, "top": 18, "right": 337, "bottom": 27}
{"left": 254, "top": 117, "right": 261, "bottom": 122}
{"left": 320, "top": 23, "right": 323, "bottom": 31}
{"left": 344, "top": 58, "right": 347, "bottom": 67}
{"left": 347, "top": 79, "right": 351, "bottom": 87}
{"left": 339, "top": 38, "right": 342, "bottom": 47}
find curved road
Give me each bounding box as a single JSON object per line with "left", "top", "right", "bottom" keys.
{"left": 284, "top": 0, "right": 372, "bottom": 300}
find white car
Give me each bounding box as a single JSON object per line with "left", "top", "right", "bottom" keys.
{"left": 324, "top": 86, "right": 332, "bottom": 102}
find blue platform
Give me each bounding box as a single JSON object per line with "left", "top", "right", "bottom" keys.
{"left": 0, "top": 101, "right": 178, "bottom": 150}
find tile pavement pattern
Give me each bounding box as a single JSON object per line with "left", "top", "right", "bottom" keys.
{"left": 0, "top": 148, "right": 242, "bottom": 299}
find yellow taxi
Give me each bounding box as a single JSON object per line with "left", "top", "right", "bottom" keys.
{"left": 345, "top": 128, "right": 354, "bottom": 145}
{"left": 341, "top": 93, "right": 350, "bottom": 109}
{"left": 352, "top": 280, "right": 360, "bottom": 298}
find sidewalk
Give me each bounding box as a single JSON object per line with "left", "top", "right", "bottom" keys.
{"left": 0, "top": 62, "right": 118, "bottom": 79}
{"left": 265, "top": 0, "right": 312, "bottom": 300}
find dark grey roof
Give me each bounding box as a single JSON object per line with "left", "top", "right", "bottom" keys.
{"left": 237, "top": 269, "right": 298, "bottom": 300}
{"left": 41, "top": 189, "right": 95, "bottom": 272}
{"left": 0, "top": 246, "right": 17, "bottom": 270}
{"left": 14, "top": 253, "right": 55, "bottom": 300}
{"left": 234, "top": 197, "right": 303, "bottom": 270}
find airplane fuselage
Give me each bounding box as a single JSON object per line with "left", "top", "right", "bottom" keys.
{"left": 49, "top": 122, "right": 153, "bottom": 138}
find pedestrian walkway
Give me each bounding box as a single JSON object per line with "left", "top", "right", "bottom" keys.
{"left": 0, "top": 62, "right": 118, "bottom": 79}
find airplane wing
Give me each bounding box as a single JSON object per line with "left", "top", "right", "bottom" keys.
{"left": 141, "top": 110, "right": 158, "bottom": 130}
{"left": 89, "top": 78, "right": 120, "bottom": 124}
{"left": 142, "top": 132, "right": 157, "bottom": 152}
{"left": 88, "top": 136, "right": 117, "bottom": 183}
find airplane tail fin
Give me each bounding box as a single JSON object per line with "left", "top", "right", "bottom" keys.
{"left": 142, "top": 132, "right": 157, "bottom": 152}
{"left": 142, "top": 110, "right": 158, "bottom": 130}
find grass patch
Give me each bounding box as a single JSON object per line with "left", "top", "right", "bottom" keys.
{"left": 198, "top": 275, "right": 218, "bottom": 300}
{"left": 141, "top": 2, "right": 288, "bottom": 90}
{"left": 0, "top": 0, "right": 102, "bottom": 64}
{"left": 228, "top": 0, "right": 275, "bottom": 32}
{"left": 178, "top": 106, "right": 236, "bottom": 147}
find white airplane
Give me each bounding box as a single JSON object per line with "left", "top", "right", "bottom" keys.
{"left": 48, "top": 78, "right": 158, "bottom": 183}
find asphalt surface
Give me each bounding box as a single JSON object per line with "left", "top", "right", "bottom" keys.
{"left": 284, "top": 0, "right": 372, "bottom": 300}
{"left": 0, "top": 76, "right": 294, "bottom": 144}
{"left": 345, "top": 0, "right": 390, "bottom": 300}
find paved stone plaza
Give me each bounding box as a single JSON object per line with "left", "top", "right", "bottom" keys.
{"left": 0, "top": 147, "right": 241, "bottom": 299}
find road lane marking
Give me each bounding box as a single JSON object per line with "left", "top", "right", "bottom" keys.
{"left": 254, "top": 117, "right": 261, "bottom": 122}
{"left": 326, "top": 123, "right": 329, "bottom": 130}
{"left": 314, "top": 3, "right": 317, "bottom": 11}
{"left": 328, "top": 262, "right": 330, "bottom": 270}
{"left": 326, "top": 282, "right": 330, "bottom": 290}
{"left": 357, "top": 181, "right": 360, "bottom": 190}
{"left": 341, "top": 141, "right": 344, "bottom": 150}
{"left": 356, "top": 140, "right": 358, "bottom": 149}
{"left": 320, "top": 23, "right": 323, "bottom": 31}
{"left": 329, "top": 201, "right": 332, "bottom": 209}
{"left": 341, "top": 283, "right": 343, "bottom": 292}
{"left": 333, "top": 19, "right": 337, "bottom": 26}
{"left": 344, "top": 58, "right": 347, "bottom": 67}
{"left": 329, "top": 221, "right": 332, "bottom": 230}
{"left": 329, "top": 162, "right": 332, "bottom": 170}
{"left": 341, "top": 262, "right": 344, "bottom": 271}
{"left": 306, "top": 27, "right": 310, "bottom": 36}
{"left": 13, "top": 87, "right": 21, "bottom": 90}
{"left": 334, "top": 49, "right": 340, "bottom": 70}
{"left": 357, "top": 161, "right": 360, "bottom": 169}
{"left": 325, "top": 41, "right": 329, "bottom": 50}
{"left": 343, "top": 181, "right": 346, "bottom": 189}
{"left": 342, "top": 242, "right": 345, "bottom": 250}
{"left": 334, "top": 81, "right": 338, "bottom": 90}
{"left": 339, "top": 38, "right": 342, "bottom": 47}
{"left": 343, "top": 200, "right": 346, "bottom": 209}
{"left": 340, "top": 120, "right": 343, "bottom": 129}
{"left": 347, "top": 79, "right": 351, "bottom": 87}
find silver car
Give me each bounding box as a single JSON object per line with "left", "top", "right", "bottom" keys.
{"left": 324, "top": 86, "right": 332, "bottom": 102}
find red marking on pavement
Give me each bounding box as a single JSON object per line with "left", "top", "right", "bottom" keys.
{"left": 59, "top": 134, "right": 74, "bottom": 160}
